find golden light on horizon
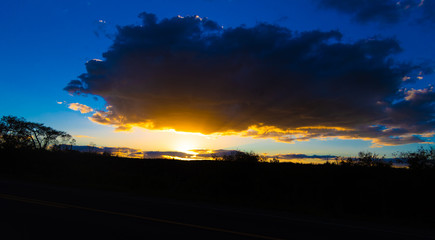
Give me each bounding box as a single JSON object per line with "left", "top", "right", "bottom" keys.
{"left": 174, "top": 140, "right": 200, "bottom": 155}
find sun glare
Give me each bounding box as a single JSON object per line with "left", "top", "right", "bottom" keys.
{"left": 174, "top": 141, "right": 198, "bottom": 155}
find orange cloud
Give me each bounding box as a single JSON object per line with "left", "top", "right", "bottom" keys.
{"left": 404, "top": 87, "right": 433, "bottom": 101}
{"left": 68, "top": 103, "right": 94, "bottom": 114}
{"left": 65, "top": 13, "right": 434, "bottom": 147}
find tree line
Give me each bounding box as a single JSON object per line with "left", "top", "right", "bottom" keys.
{"left": 0, "top": 115, "right": 75, "bottom": 151}
{"left": 329, "top": 148, "right": 435, "bottom": 170}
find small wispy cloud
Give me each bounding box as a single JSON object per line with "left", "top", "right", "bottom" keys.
{"left": 68, "top": 103, "right": 94, "bottom": 114}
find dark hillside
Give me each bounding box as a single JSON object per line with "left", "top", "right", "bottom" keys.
{"left": 1, "top": 149, "right": 435, "bottom": 228}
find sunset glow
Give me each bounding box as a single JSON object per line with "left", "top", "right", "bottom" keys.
{"left": 3, "top": 2, "right": 435, "bottom": 237}
{"left": 174, "top": 142, "right": 200, "bottom": 156}
{"left": 1, "top": 0, "right": 434, "bottom": 162}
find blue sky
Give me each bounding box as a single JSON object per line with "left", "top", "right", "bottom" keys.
{"left": 1, "top": 0, "right": 434, "bottom": 159}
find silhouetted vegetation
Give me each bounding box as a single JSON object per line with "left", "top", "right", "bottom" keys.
{"left": 1, "top": 115, "right": 435, "bottom": 228}
{"left": 395, "top": 147, "right": 435, "bottom": 170}
{"left": 0, "top": 115, "right": 74, "bottom": 151}
{"left": 212, "top": 150, "right": 267, "bottom": 163}
{"left": 337, "top": 151, "right": 392, "bottom": 168}
{"left": 1, "top": 148, "right": 435, "bottom": 229}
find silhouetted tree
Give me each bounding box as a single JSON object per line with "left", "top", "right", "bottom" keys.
{"left": 213, "top": 150, "right": 263, "bottom": 163}
{"left": 87, "top": 142, "right": 98, "bottom": 153}
{"left": 396, "top": 147, "right": 435, "bottom": 170}
{"left": 337, "top": 157, "right": 354, "bottom": 166}
{"left": 338, "top": 151, "right": 391, "bottom": 168}
{"left": 0, "top": 116, "right": 33, "bottom": 149}
{"left": 270, "top": 157, "right": 279, "bottom": 163}
{"left": 0, "top": 115, "right": 74, "bottom": 150}
{"left": 358, "top": 151, "right": 391, "bottom": 167}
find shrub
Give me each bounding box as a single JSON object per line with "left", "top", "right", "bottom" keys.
{"left": 338, "top": 151, "right": 391, "bottom": 168}
{"left": 396, "top": 147, "right": 435, "bottom": 170}
{"left": 213, "top": 150, "right": 263, "bottom": 163}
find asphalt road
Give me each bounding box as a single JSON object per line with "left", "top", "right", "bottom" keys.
{"left": 0, "top": 179, "right": 434, "bottom": 239}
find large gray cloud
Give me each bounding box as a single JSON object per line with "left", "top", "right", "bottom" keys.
{"left": 65, "top": 13, "right": 435, "bottom": 146}
{"left": 314, "top": 0, "right": 435, "bottom": 24}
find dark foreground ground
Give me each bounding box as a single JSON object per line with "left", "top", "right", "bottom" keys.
{"left": 1, "top": 150, "right": 435, "bottom": 239}
{"left": 1, "top": 180, "right": 434, "bottom": 239}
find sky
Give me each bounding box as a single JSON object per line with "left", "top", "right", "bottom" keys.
{"left": 1, "top": 0, "right": 435, "bottom": 161}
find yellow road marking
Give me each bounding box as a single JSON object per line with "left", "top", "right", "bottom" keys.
{"left": 0, "top": 193, "right": 284, "bottom": 240}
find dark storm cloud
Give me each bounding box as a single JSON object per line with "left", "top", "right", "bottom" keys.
{"left": 314, "top": 0, "right": 435, "bottom": 24}
{"left": 419, "top": 1, "right": 435, "bottom": 23}
{"left": 65, "top": 12, "right": 435, "bottom": 146}
{"left": 385, "top": 86, "right": 435, "bottom": 133}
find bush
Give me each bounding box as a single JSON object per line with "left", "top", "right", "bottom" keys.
{"left": 212, "top": 150, "right": 265, "bottom": 163}
{"left": 0, "top": 115, "right": 74, "bottom": 151}
{"left": 338, "top": 151, "right": 391, "bottom": 168}
{"left": 396, "top": 147, "right": 435, "bottom": 170}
